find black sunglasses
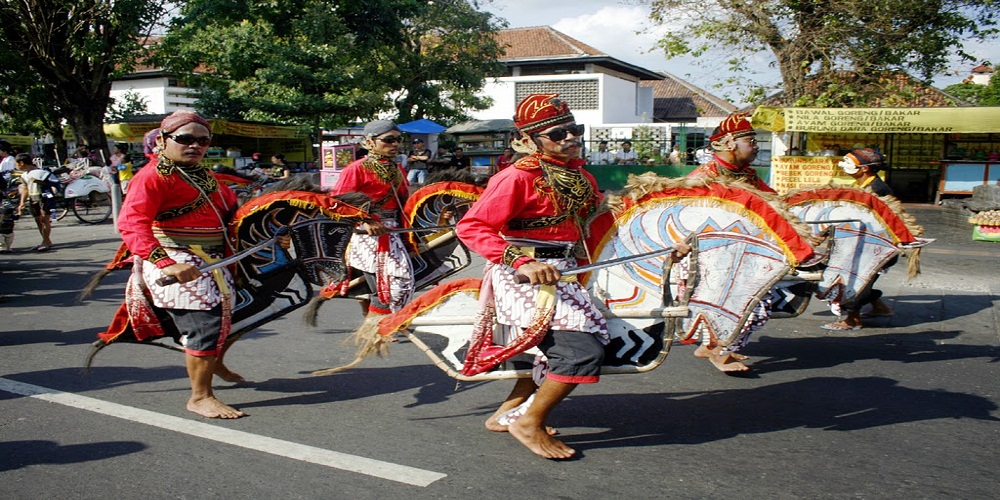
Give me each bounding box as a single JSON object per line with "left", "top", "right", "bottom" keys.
{"left": 378, "top": 136, "right": 404, "bottom": 144}
{"left": 536, "top": 124, "right": 585, "bottom": 142}
{"left": 166, "top": 134, "right": 212, "bottom": 147}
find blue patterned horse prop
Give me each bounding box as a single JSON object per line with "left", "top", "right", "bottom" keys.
{"left": 778, "top": 186, "right": 931, "bottom": 315}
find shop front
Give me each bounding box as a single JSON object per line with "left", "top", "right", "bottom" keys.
{"left": 104, "top": 116, "right": 311, "bottom": 170}
{"left": 752, "top": 106, "right": 1000, "bottom": 202}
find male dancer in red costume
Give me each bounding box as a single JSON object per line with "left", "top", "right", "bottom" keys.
{"left": 687, "top": 111, "right": 776, "bottom": 373}
{"left": 329, "top": 120, "right": 413, "bottom": 316}
{"left": 457, "top": 94, "right": 690, "bottom": 459}
{"left": 116, "top": 111, "right": 247, "bottom": 418}
{"left": 688, "top": 112, "right": 776, "bottom": 194}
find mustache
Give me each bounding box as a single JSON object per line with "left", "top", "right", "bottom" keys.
{"left": 560, "top": 140, "right": 582, "bottom": 150}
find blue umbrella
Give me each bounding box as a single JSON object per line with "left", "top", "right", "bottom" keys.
{"left": 398, "top": 119, "right": 447, "bottom": 134}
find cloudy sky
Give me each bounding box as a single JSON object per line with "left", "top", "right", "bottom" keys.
{"left": 482, "top": 0, "right": 999, "bottom": 106}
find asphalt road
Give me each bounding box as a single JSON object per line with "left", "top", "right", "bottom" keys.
{"left": 1, "top": 205, "right": 998, "bottom": 499}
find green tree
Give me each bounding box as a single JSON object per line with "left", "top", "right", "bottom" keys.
{"left": 943, "top": 81, "right": 986, "bottom": 105}
{"left": 647, "top": 0, "right": 999, "bottom": 105}
{"left": 157, "top": 0, "right": 505, "bottom": 129}
{"left": 980, "top": 73, "right": 1000, "bottom": 105}
{"left": 0, "top": 49, "right": 68, "bottom": 158}
{"left": 383, "top": 0, "right": 506, "bottom": 123}
{"left": 0, "top": 0, "right": 167, "bottom": 154}
{"left": 106, "top": 90, "right": 151, "bottom": 122}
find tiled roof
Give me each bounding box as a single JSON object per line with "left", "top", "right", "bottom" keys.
{"left": 641, "top": 72, "right": 736, "bottom": 122}
{"left": 496, "top": 26, "right": 606, "bottom": 60}
{"left": 972, "top": 64, "right": 994, "bottom": 74}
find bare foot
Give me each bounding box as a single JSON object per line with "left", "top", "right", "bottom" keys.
{"left": 694, "top": 345, "right": 748, "bottom": 361}
{"left": 485, "top": 412, "right": 557, "bottom": 435}
{"left": 485, "top": 403, "right": 557, "bottom": 435}
{"left": 214, "top": 363, "right": 246, "bottom": 383}
{"left": 508, "top": 419, "right": 575, "bottom": 459}
{"left": 709, "top": 351, "right": 750, "bottom": 372}
{"left": 187, "top": 396, "right": 246, "bottom": 419}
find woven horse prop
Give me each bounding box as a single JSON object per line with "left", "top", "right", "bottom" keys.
{"left": 303, "top": 181, "right": 482, "bottom": 324}
{"left": 771, "top": 186, "right": 931, "bottom": 317}
{"left": 362, "top": 175, "right": 818, "bottom": 381}
{"left": 86, "top": 190, "right": 367, "bottom": 364}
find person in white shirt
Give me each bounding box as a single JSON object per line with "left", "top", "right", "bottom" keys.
{"left": 0, "top": 143, "right": 16, "bottom": 183}
{"left": 588, "top": 141, "right": 613, "bottom": 165}
{"left": 614, "top": 141, "right": 637, "bottom": 165}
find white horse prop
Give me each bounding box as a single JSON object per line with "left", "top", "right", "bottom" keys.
{"left": 771, "top": 186, "right": 931, "bottom": 317}
{"left": 365, "top": 176, "right": 818, "bottom": 380}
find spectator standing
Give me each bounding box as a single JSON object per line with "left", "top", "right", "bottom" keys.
{"left": 110, "top": 144, "right": 133, "bottom": 193}
{"left": 588, "top": 140, "right": 613, "bottom": 165}
{"left": 0, "top": 192, "right": 16, "bottom": 253}
{"left": 15, "top": 153, "right": 57, "bottom": 252}
{"left": 406, "top": 138, "right": 432, "bottom": 185}
{"left": 668, "top": 145, "right": 683, "bottom": 166}
{"left": 430, "top": 146, "right": 452, "bottom": 171}
{"left": 0, "top": 142, "right": 17, "bottom": 186}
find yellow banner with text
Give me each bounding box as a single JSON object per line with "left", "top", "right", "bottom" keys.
{"left": 753, "top": 107, "right": 1000, "bottom": 134}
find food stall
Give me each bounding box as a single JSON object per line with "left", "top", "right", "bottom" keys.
{"left": 104, "top": 116, "right": 311, "bottom": 170}
{"left": 444, "top": 119, "right": 516, "bottom": 177}
{"left": 753, "top": 106, "right": 1000, "bottom": 201}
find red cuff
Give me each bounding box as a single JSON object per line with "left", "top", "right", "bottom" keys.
{"left": 154, "top": 258, "right": 177, "bottom": 269}
{"left": 512, "top": 256, "right": 534, "bottom": 269}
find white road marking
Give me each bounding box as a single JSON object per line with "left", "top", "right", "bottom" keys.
{"left": 0, "top": 377, "right": 446, "bottom": 487}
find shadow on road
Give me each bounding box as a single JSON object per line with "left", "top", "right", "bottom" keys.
{"left": 0, "top": 440, "right": 147, "bottom": 472}
{"left": 562, "top": 375, "right": 999, "bottom": 451}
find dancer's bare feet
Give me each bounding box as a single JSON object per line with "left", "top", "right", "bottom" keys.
{"left": 486, "top": 411, "right": 558, "bottom": 435}
{"left": 508, "top": 418, "right": 575, "bottom": 459}
{"left": 694, "top": 345, "right": 749, "bottom": 362}
{"left": 213, "top": 363, "right": 246, "bottom": 383}
{"left": 694, "top": 345, "right": 750, "bottom": 372}
{"left": 187, "top": 396, "right": 246, "bottom": 419}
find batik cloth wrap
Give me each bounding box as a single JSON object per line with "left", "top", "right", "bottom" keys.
{"left": 331, "top": 154, "right": 414, "bottom": 313}
{"left": 101, "top": 154, "right": 237, "bottom": 355}
{"left": 125, "top": 245, "right": 233, "bottom": 354}
{"left": 457, "top": 154, "right": 607, "bottom": 376}
{"left": 346, "top": 212, "right": 414, "bottom": 312}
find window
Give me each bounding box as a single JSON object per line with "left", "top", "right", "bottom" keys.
{"left": 515, "top": 80, "right": 599, "bottom": 110}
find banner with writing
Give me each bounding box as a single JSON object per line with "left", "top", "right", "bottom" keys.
{"left": 754, "top": 107, "right": 1000, "bottom": 134}
{"left": 770, "top": 156, "right": 854, "bottom": 193}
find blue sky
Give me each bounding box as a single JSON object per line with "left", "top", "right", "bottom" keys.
{"left": 483, "top": 0, "right": 999, "bottom": 105}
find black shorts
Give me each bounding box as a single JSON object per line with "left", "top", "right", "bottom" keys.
{"left": 538, "top": 330, "right": 605, "bottom": 384}
{"left": 362, "top": 271, "right": 392, "bottom": 314}
{"left": 164, "top": 306, "right": 223, "bottom": 356}
{"left": 28, "top": 198, "right": 55, "bottom": 217}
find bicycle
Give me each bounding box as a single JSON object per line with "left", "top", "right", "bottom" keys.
{"left": 50, "top": 159, "right": 113, "bottom": 224}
